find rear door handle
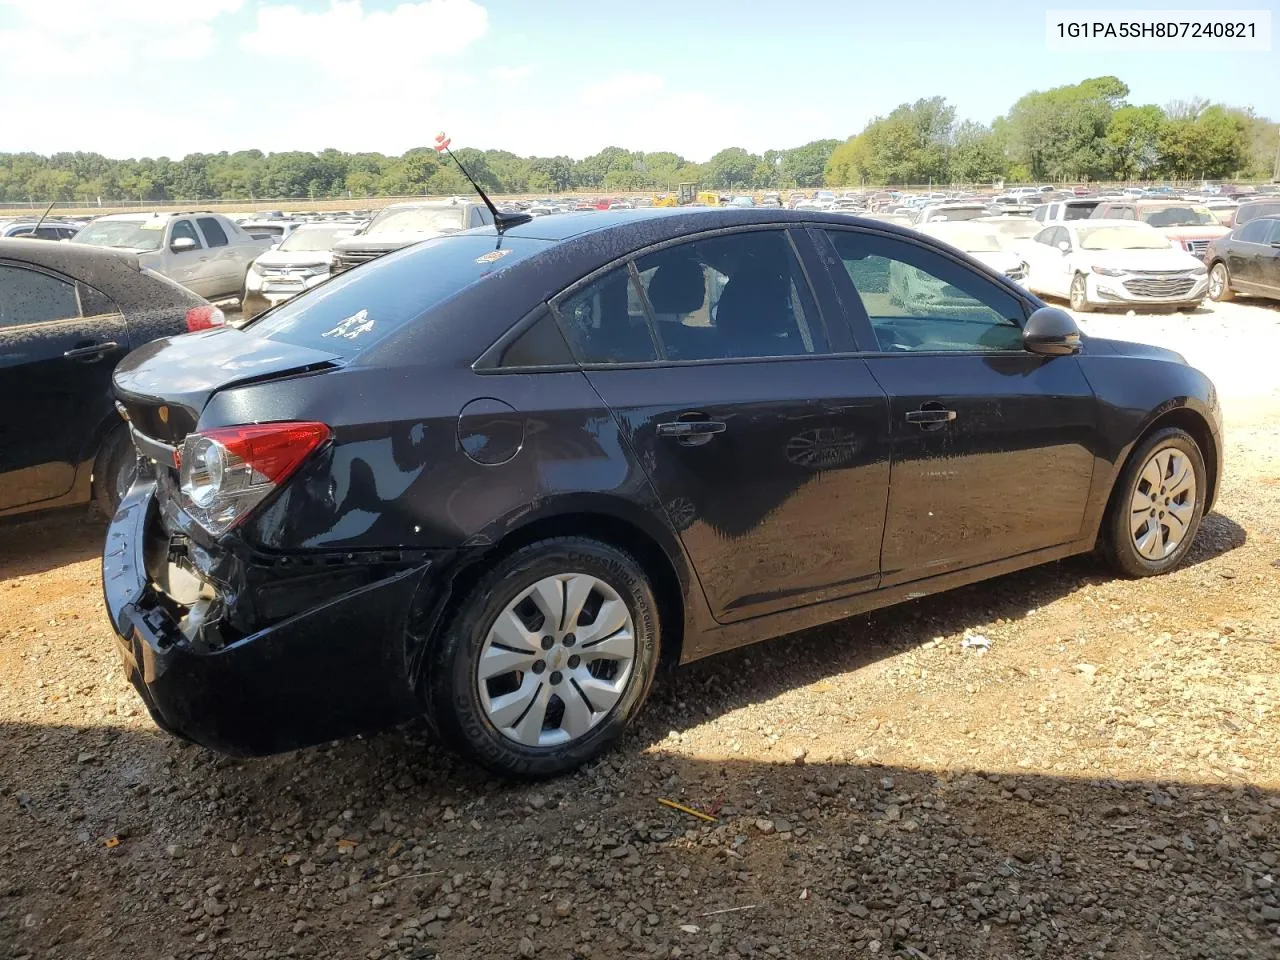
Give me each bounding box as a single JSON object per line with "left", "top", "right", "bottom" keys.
{"left": 657, "top": 419, "right": 727, "bottom": 445}
{"left": 63, "top": 341, "right": 118, "bottom": 361}
{"left": 657, "top": 420, "right": 727, "bottom": 437}
{"left": 905, "top": 405, "right": 957, "bottom": 429}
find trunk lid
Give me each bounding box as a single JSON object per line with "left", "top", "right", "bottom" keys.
{"left": 113, "top": 326, "right": 341, "bottom": 443}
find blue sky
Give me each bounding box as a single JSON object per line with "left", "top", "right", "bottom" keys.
{"left": 2, "top": 0, "right": 1276, "bottom": 160}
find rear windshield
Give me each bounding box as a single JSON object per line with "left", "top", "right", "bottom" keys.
{"left": 249, "top": 234, "right": 548, "bottom": 359}
{"left": 1236, "top": 201, "right": 1280, "bottom": 224}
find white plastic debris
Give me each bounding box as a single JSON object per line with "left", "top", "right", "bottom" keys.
{"left": 960, "top": 632, "right": 992, "bottom": 654}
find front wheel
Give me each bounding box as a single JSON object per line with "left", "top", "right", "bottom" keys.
{"left": 425, "top": 538, "right": 660, "bottom": 778}
{"left": 1069, "top": 273, "right": 1093, "bottom": 313}
{"left": 1102, "top": 427, "right": 1206, "bottom": 578}
{"left": 1208, "top": 262, "right": 1234, "bottom": 302}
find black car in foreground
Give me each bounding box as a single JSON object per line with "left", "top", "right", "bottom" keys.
{"left": 0, "top": 238, "right": 220, "bottom": 519}
{"left": 104, "top": 208, "right": 1221, "bottom": 777}
{"left": 1205, "top": 215, "right": 1280, "bottom": 303}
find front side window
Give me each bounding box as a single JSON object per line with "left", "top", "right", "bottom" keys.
{"left": 0, "top": 264, "right": 79, "bottom": 328}
{"left": 1236, "top": 219, "right": 1271, "bottom": 243}
{"left": 633, "top": 230, "right": 825, "bottom": 361}
{"left": 170, "top": 219, "right": 201, "bottom": 248}
{"left": 825, "top": 230, "right": 1025, "bottom": 353}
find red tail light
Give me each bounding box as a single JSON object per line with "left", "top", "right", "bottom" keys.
{"left": 186, "top": 305, "right": 226, "bottom": 332}
{"left": 179, "top": 422, "right": 330, "bottom": 535}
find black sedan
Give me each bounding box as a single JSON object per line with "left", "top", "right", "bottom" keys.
{"left": 104, "top": 209, "right": 1221, "bottom": 777}
{"left": 1205, "top": 215, "right": 1280, "bottom": 303}
{"left": 1, "top": 238, "right": 220, "bottom": 519}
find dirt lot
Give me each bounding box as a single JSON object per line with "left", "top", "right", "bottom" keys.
{"left": 2, "top": 298, "right": 1278, "bottom": 960}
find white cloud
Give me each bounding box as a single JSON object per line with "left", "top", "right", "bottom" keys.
{"left": 489, "top": 64, "right": 534, "bottom": 82}
{"left": 0, "top": 2, "right": 765, "bottom": 163}
{"left": 0, "top": 0, "right": 243, "bottom": 63}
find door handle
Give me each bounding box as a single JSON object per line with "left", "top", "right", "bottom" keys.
{"left": 905, "top": 405, "right": 957, "bottom": 430}
{"left": 657, "top": 419, "right": 727, "bottom": 445}
{"left": 63, "top": 341, "right": 118, "bottom": 361}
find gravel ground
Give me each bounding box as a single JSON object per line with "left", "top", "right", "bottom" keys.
{"left": 2, "top": 298, "right": 1278, "bottom": 960}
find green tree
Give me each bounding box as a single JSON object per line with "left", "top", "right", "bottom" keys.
{"left": 1106, "top": 105, "right": 1166, "bottom": 180}
{"left": 1004, "top": 76, "right": 1128, "bottom": 180}
{"left": 779, "top": 139, "right": 839, "bottom": 187}
{"left": 704, "top": 147, "right": 760, "bottom": 189}
{"left": 949, "top": 121, "right": 1008, "bottom": 184}
{"left": 1158, "top": 106, "right": 1248, "bottom": 179}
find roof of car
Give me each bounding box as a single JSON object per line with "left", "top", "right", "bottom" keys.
{"left": 0, "top": 235, "right": 141, "bottom": 273}
{"left": 0, "top": 236, "right": 196, "bottom": 311}
{"left": 484, "top": 206, "right": 929, "bottom": 244}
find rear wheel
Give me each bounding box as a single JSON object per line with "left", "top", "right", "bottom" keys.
{"left": 92, "top": 425, "right": 138, "bottom": 518}
{"left": 1208, "top": 262, "right": 1234, "bottom": 301}
{"left": 425, "top": 537, "right": 660, "bottom": 778}
{"left": 1069, "top": 273, "right": 1093, "bottom": 312}
{"left": 1102, "top": 427, "right": 1206, "bottom": 578}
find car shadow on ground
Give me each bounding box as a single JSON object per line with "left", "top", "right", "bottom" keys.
{"left": 645, "top": 509, "right": 1246, "bottom": 736}
{"left": 2, "top": 716, "right": 1277, "bottom": 960}
{"left": 0, "top": 510, "right": 106, "bottom": 582}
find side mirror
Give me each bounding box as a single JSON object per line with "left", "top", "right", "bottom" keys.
{"left": 1023, "top": 306, "right": 1082, "bottom": 356}
{"left": 170, "top": 236, "right": 198, "bottom": 253}
{"left": 1056, "top": 240, "right": 1071, "bottom": 253}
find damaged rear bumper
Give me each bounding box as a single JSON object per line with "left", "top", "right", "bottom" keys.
{"left": 102, "top": 481, "right": 433, "bottom": 756}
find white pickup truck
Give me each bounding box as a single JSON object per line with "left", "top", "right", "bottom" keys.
{"left": 72, "top": 212, "right": 272, "bottom": 300}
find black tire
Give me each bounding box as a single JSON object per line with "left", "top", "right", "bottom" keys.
{"left": 1102, "top": 427, "right": 1206, "bottom": 578}
{"left": 92, "top": 425, "right": 139, "bottom": 518}
{"left": 1208, "top": 261, "right": 1234, "bottom": 302}
{"left": 424, "top": 537, "right": 660, "bottom": 778}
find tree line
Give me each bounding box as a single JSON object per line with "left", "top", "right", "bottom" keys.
{"left": 0, "top": 77, "right": 1274, "bottom": 204}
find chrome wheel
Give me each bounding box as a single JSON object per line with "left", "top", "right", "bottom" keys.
{"left": 477, "top": 573, "right": 636, "bottom": 748}
{"left": 1129, "top": 446, "right": 1197, "bottom": 561}
{"left": 1069, "top": 274, "right": 1089, "bottom": 311}
{"left": 1208, "top": 263, "right": 1229, "bottom": 301}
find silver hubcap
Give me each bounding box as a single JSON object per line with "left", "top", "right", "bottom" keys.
{"left": 477, "top": 573, "right": 636, "bottom": 748}
{"left": 1129, "top": 446, "right": 1196, "bottom": 561}
{"left": 1209, "top": 266, "right": 1225, "bottom": 298}
{"left": 1071, "top": 277, "right": 1086, "bottom": 308}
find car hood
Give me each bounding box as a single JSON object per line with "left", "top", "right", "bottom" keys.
{"left": 253, "top": 249, "right": 334, "bottom": 267}
{"left": 1078, "top": 248, "right": 1205, "bottom": 272}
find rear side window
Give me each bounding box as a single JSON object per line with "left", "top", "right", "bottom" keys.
{"left": 499, "top": 309, "right": 574, "bottom": 367}
{"left": 1064, "top": 203, "right": 1097, "bottom": 220}
{"left": 0, "top": 264, "right": 80, "bottom": 328}
{"left": 556, "top": 266, "right": 657, "bottom": 364}
{"left": 198, "top": 217, "right": 229, "bottom": 247}
{"left": 632, "top": 230, "right": 826, "bottom": 361}
{"left": 251, "top": 235, "right": 549, "bottom": 359}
